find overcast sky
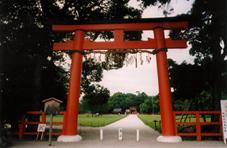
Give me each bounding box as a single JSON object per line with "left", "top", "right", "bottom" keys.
{"left": 99, "top": 0, "right": 195, "bottom": 96}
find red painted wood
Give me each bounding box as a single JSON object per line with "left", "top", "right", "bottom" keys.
{"left": 177, "top": 133, "right": 197, "bottom": 136}
{"left": 174, "top": 111, "right": 222, "bottom": 141}
{"left": 52, "top": 21, "right": 188, "bottom": 31}
{"left": 53, "top": 38, "right": 187, "bottom": 51}
{"left": 17, "top": 111, "right": 65, "bottom": 138}
{"left": 52, "top": 21, "right": 188, "bottom": 137}
{"left": 63, "top": 31, "right": 84, "bottom": 135}
{"left": 154, "top": 27, "right": 176, "bottom": 136}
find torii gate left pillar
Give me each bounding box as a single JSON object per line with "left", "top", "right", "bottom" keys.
{"left": 57, "top": 31, "right": 84, "bottom": 142}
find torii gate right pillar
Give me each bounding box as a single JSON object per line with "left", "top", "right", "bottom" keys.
{"left": 154, "top": 28, "right": 182, "bottom": 143}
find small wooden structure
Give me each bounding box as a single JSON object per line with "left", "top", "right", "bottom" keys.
{"left": 42, "top": 97, "right": 63, "bottom": 146}
{"left": 42, "top": 97, "right": 62, "bottom": 115}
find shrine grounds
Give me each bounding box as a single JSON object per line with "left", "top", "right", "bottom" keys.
{"left": 11, "top": 114, "right": 226, "bottom": 148}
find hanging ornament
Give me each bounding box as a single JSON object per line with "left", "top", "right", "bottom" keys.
{"left": 89, "top": 53, "right": 92, "bottom": 59}
{"left": 128, "top": 55, "right": 134, "bottom": 65}
{"left": 140, "top": 52, "right": 143, "bottom": 65}
{"left": 93, "top": 53, "right": 97, "bottom": 62}
{"left": 146, "top": 54, "right": 151, "bottom": 63}
{"left": 125, "top": 56, "right": 129, "bottom": 67}
{"left": 98, "top": 54, "right": 102, "bottom": 62}
{"left": 135, "top": 54, "right": 138, "bottom": 68}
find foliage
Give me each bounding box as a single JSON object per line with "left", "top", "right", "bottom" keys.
{"left": 191, "top": 1, "right": 226, "bottom": 110}
{"left": 0, "top": 128, "right": 12, "bottom": 147}
{"left": 140, "top": 0, "right": 171, "bottom": 7}
{"left": 141, "top": 0, "right": 227, "bottom": 110}
{"left": 81, "top": 58, "right": 110, "bottom": 113}
{"left": 81, "top": 58, "right": 104, "bottom": 90}
{"left": 168, "top": 59, "right": 207, "bottom": 99}
{"left": 79, "top": 100, "right": 90, "bottom": 114}
{"left": 0, "top": 1, "right": 68, "bottom": 133}
{"left": 0, "top": 1, "right": 142, "bottom": 142}
{"left": 82, "top": 84, "right": 110, "bottom": 113}
{"left": 108, "top": 92, "right": 128, "bottom": 111}
{"left": 108, "top": 92, "right": 154, "bottom": 113}
{"left": 168, "top": 59, "right": 223, "bottom": 110}
{"left": 172, "top": 1, "right": 227, "bottom": 110}
{"left": 139, "top": 96, "right": 159, "bottom": 114}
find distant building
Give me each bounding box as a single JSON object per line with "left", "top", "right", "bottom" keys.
{"left": 113, "top": 108, "right": 122, "bottom": 114}
{"left": 129, "top": 106, "right": 137, "bottom": 114}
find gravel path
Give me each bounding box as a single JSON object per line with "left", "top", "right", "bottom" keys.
{"left": 12, "top": 114, "right": 226, "bottom": 148}
{"left": 101, "top": 114, "right": 159, "bottom": 142}
{"left": 104, "top": 114, "right": 156, "bottom": 130}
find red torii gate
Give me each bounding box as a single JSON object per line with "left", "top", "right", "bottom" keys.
{"left": 52, "top": 17, "right": 188, "bottom": 143}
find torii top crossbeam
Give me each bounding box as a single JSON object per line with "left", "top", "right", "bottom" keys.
{"left": 53, "top": 17, "right": 188, "bottom": 51}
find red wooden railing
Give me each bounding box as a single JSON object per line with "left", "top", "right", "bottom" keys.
{"left": 174, "top": 111, "right": 222, "bottom": 141}
{"left": 18, "top": 111, "right": 65, "bottom": 139}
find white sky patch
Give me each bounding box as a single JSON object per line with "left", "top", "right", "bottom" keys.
{"left": 100, "top": 56, "right": 159, "bottom": 95}
{"left": 99, "top": 0, "right": 195, "bottom": 96}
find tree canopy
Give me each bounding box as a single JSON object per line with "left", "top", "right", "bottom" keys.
{"left": 81, "top": 58, "right": 110, "bottom": 113}
{"left": 141, "top": 0, "right": 227, "bottom": 109}
{"left": 0, "top": 1, "right": 142, "bottom": 142}
{"left": 108, "top": 92, "right": 152, "bottom": 112}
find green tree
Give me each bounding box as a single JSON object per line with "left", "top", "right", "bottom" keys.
{"left": 0, "top": 0, "right": 64, "bottom": 133}
{"left": 0, "top": 0, "right": 141, "bottom": 144}
{"left": 168, "top": 59, "right": 220, "bottom": 110}
{"left": 141, "top": 0, "right": 227, "bottom": 110}
{"left": 168, "top": 59, "right": 207, "bottom": 98}
{"left": 108, "top": 92, "right": 153, "bottom": 113}
{"left": 139, "top": 96, "right": 159, "bottom": 114}
{"left": 81, "top": 58, "right": 110, "bottom": 113}
{"left": 186, "top": 0, "right": 226, "bottom": 110}
{"left": 83, "top": 84, "right": 110, "bottom": 114}
{"left": 108, "top": 92, "right": 128, "bottom": 112}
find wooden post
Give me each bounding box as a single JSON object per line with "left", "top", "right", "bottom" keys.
{"left": 154, "top": 28, "right": 176, "bottom": 136}
{"left": 41, "top": 112, "right": 46, "bottom": 123}
{"left": 49, "top": 114, "right": 53, "bottom": 146}
{"left": 61, "top": 30, "right": 84, "bottom": 139}
{"left": 173, "top": 112, "right": 178, "bottom": 135}
{"left": 195, "top": 112, "right": 201, "bottom": 141}
{"left": 100, "top": 128, "right": 103, "bottom": 141}
{"left": 18, "top": 116, "right": 25, "bottom": 139}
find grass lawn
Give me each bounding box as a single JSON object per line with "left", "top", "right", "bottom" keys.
{"left": 138, "top": 114, "right": 161, "bottom": 132}
{"left": 175, "top": 114, "right": 212, "bottom": 122}
{"left": 78, "top": 114, "right": 126, "bottom": 127}
{"left": 138, "top": 114, "right": 216, "bottom": 134}
{"left": 45, "top": 114, "right": 126, "bottom": 127}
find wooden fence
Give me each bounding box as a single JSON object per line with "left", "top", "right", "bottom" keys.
{"left": 17, "top": 111, "right": 65, "bottom": 139}
{"left": 174, "top": 111, "right": 222, "bottom": 141}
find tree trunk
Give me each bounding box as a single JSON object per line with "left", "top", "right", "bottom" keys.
{"left": 211, "top": 53, "right": 223, "bottom": 111}
{"left": 210, "top": 45, "right": 223, "bottom": 125}
{"left": 0, "top": 72, "right": 3, "bottom": 146}
{"left": 32, "top": 56, "right": 42, "bottom": 110}
{"left": 0, "top": 73, "right": 11, "bottom": 147}
{"left": 27, "top": 56, "right": 43, "bottom": 132}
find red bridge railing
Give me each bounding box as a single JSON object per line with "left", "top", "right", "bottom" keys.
{"left": 174, "top": 111, "right": 222, "bottom": 141}
{"left": 18, "top": 111, "right": 65, "bottom": 139}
